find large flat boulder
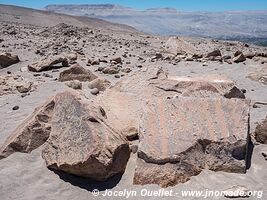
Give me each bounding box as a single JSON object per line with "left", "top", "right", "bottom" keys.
{"left": 98, "top": 69, "right": 245, "bottom": 137}
{"left": 134, "top": 97, "right": 250, "bottom": 187}
{"left": 42, "top": 92, "right": 130, "bottom": 181}
{"left": 0, "top": 53, "right": 20, "bottom": 69}
{"left": 0, "top": 98, "right": 55, "bottom": 159}
{"left": 28, "top": 55, "right": 69, "bottom": 72}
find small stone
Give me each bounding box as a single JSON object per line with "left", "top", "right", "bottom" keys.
{"left": 90, "top": 88, "right": 99, "bottom": 95}
{"left": 110, "top": 57, "right": 122, "bottom": 64}
{"left": 102, "top": 67, "right": 119, "bottom": 74}
{"left": 130, "top": 144, "right": 138, "bottom": 154}
{"left": 12, "top": 106, "right": 19, "bottom": 110}
{"left": 114, "top": 74, "right": 121, "bottom": 78}
{"left": 241, "top": 89, "right": 246, "bottom": 93}
{"left": 206, "top": 49, "right": 221, "bottom": 57}
{"left": 223, "top": 185, "right": 250, "bottom": 198}
{"left": 16, "top": 82, "right": 32, "bottom": 93}
{"left": 42, "top": 73, "right": 53, "bottom": 78}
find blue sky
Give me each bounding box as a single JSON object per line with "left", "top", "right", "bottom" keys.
{"left": 0, "top": 0, "right": 266, "bottom": 11}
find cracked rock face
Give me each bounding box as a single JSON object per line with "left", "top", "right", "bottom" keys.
{"left": 42, "top": 92, "right": 130, "bottom": 181}
{"left": 0, "top": 98, "right": 55, "bottom": 159}
{"left": 134, "top": 97, "right": 250, "bottom": 187}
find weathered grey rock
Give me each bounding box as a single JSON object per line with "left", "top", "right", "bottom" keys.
{"left": 110, "top": 57, "right": 122, "bottom": 64}
{"left": 0, "top": 75, "right": 33, "bottom": 96}
{"left": 0, "top": 98, "right": 55, "bottom": 159}
{"left": 59, "top": 64, "right": 97, "bottom": 82}
{"left": 254, "top": 117, "right": 267, "bottom": 144}
{"left": 102, "top": 67, "right": 119, "bottom": 74}
{"left": 88, "top": 77, "right": 111, "bottom": 91}
{"left": 134, "top": 97, "right": 250, "bottom": 187}
{"left": 0, "top": 53, "right": 20, "bottom": 69}
{"left": 16, "top": 82, "right": 32, "bottom": 93}
{"left": 65, "top": 53, "right": 78, "bottom": 61}
{"left": 65, "top": 80, "right": 82, "bottom": 90}
{"left": 245, "top": 52, "right": 255, "bottom": 59}
{"left": 28, "top": 55, "right": 69, "bottom": 72}
{"left": 42, "top": 92, "right": 130, "bottom": 181}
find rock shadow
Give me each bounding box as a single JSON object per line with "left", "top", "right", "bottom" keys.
{"left": 246, "top": 138, "right": 254, "bottom": 170}
{"left": 52, "top": 169, "right": 123, "bottom": 192}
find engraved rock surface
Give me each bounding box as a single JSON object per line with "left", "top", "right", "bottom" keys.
{"left": 134, "top": 97, "right": 250, "bottom": 187}
{"left": 42, "top": 92, "right": 130, "bottom": 181}
{"left": 0, "top": 98, "right": 55, "bottom": 159}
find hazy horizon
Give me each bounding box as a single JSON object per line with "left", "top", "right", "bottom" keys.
{"left": 0, "top": 0, "right": 267, "bottom": 12}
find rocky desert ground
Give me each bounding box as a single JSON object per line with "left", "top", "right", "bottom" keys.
{"left": 0, "top": 4, "right": 267, "bottom": 200}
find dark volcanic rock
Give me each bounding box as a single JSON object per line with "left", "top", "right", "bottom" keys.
{"left": 42, "top": 92, "right": 130, "bottom": 181}
{"left": 0, "top": 98, "right": 55, "bottom": 159}
{"left": 206, "top": 49, "right": 222, "bottom": 57}
{"left": 134, "top": 97, "right": 250, "bottom": 187}
{"left": 0, "top": 53, "right": 20, "bottom": 69}
{"left": 59, "top": 63, "right": 97, "bottom": 82}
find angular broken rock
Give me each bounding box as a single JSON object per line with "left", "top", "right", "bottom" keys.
{"left": 233, "top": 53, "right": 246, "bottom": 63}
{"left": 59, "top": 63, "right": 97, "bottom": 82}
{"left": 0, "top": 53, "right": 20, "bottom": 69}
{"left": 254, "top": 117, "right": 267, "bottom": 144}
{"left": 163, "top": 36, "right": 197, "bottom": 55}
{"left": 0, "top": 98, "right": 55, "bottom": 159}
{"left": 134, "top": 97, "right": 250, "bottom": 187}
{"left": 42, "top": 92, "right": 130, "bottom": 181}
{"left": 28, "top": 55, "right": 69, "bottom": 72}
{"left": 206, "top": 49, "right": 222, "bottom": 57}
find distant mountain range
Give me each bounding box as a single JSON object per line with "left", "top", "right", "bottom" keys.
{"left": 45, "top": 4, "right": 267, "bottom": 43}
